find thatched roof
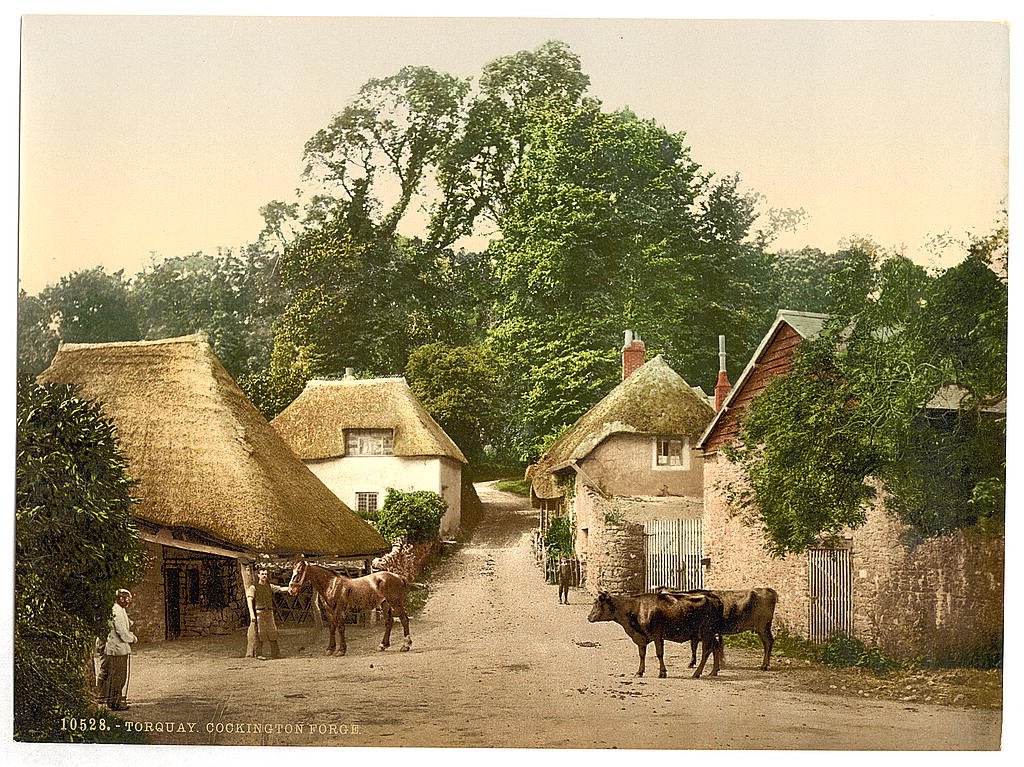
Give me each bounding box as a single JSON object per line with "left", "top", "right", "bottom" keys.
{"left": 528, "top": 355, "right": 715, "bottom": 500}
{"left": 38, "top": 334, "right": 388, "bottom": 557}
{"left": 271, "top": 377, "right": 467, "bottom": 463}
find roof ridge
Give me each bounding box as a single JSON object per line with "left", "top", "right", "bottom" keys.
{"left": 59, "top": 332, "right": 207, "bottom": 352}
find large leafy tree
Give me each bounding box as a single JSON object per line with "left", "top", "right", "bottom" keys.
{"left": 15, "top": 380, "right": 146, "bottom": 741}
{"left": 17, "top": 290, "right": 60, "bottom": 377}
{"left": 131, "top": 246, "right": 284, "bottom": 381}
{"left": 487, "top": 102, "right": 776, "bottom": 459}
{"left": 38, "top": 267, "right": 141, "bottom": 345}
{"left": 405, "top": 342, "right": 503, "bottom": 461}
{"left": 725, "top": 234, "right": 1007, "bottom": 555}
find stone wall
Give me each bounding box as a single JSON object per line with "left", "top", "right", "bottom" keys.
{"left": 372, "top": 540, "right": 443, "bottom": 583}
{"left": 702, "top": 452, "right": 1004, "bottom": 658}
{"left": 130, "top": 540, "right": 167, "bottom": 642}
{"left": 574, "top": 482, "right": 646, "bottom": 595}
{"left": 161, "top": 547, "right": 247, "bottom": 639}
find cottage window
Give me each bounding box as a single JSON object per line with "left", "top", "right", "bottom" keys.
{"left": 345, "top": 429, "right": 394, "bottom": 456}
{"left": 655, "top": 437, "right": 687, "bottom": 467}
{"left": 356, "top": 492, "right": 379, "bottom": 515}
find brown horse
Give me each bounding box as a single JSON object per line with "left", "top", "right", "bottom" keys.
{"left": 288, "top": 560, "right": 412, "bottom": 656}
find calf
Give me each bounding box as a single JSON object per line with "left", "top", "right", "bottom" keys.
{"left": 659, "top": 587, "right": 777, "bottom": 670}
{"left": 587, "top": 590, "right": 724, "bottom": 678}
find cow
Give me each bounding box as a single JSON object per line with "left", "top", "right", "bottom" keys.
{"left": 587, "top": 590, "right": 724, "bottom": 678}
{"left": 658, "top": 587, "right": 778, "bottom": 671}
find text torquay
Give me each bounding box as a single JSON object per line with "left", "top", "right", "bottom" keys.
{"left": 122, "top": 720, "right": 362, "bottom": 735}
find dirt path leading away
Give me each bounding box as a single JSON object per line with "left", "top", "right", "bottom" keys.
{"left": 119, "top": 482, "right": 1001, "bottom": 749}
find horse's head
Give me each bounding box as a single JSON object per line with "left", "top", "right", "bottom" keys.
{"left": 288, "top": 559, "right": 308, "bottom": 596}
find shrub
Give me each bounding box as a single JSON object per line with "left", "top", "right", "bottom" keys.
{"left": 375, "top": 488, "right": 448, "bottom": 544}
{"left": 15, "top": 380, "right": 147, "bottom": 742}
{"left": 544, "top": 516, "right": 574, "bottom": 557}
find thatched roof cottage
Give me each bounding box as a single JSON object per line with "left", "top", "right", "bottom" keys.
{"left": 527, "top": 333, "right": 716, "bottom": 595}
{"left": 272, "top": 376, "right": 467, "bottom": 537}
{"left": 39, "top": 334, "right": 388, "bottom": 640}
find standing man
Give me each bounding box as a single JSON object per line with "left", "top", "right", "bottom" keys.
{"left": 558, "top": 555, "right": 573, "bottom": 605}
{"left": 97, "top": 589, "right": 136, "bottom": 710}
{"left": 246, "top": 568, "right": 288, "bottom": 659}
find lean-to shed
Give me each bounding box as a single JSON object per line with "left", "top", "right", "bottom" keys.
{"left": 272, "top": 376, "right": 467, "bottom": 536}
{"left": 39, "top": 334, "right": 388, "bottom": 640}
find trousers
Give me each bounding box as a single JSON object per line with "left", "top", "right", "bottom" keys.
{"left": 98, "top": 654, "right": 129, "bottom": 708}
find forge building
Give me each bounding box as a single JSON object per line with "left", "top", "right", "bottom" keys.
{"left": 39, "top": 334, "right": 388, "bottom": 641}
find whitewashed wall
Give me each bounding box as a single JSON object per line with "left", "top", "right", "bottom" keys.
{"left": 305, "top": 455, "right": 462, "bottom": 536}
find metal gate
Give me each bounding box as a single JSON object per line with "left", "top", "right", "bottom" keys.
{"left": 644, "top": 519, "right": 703, "bottom": 591}
{"left": 808, "top": 548, "right": 853, "bottom": 642}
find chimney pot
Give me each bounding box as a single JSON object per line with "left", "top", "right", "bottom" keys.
{"left": 715, "top": 335, "right": 731, "bottom": 410}
{"left": 622, "top": 329, "right": 646, "bottom": 380}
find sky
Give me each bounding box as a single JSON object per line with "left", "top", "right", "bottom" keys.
{"left": 17, "top": 14, "right": 1010, "bottom": 294}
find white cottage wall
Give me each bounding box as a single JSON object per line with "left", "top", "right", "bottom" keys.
{"left": 305, "top": 455, "right": 461, "bottom": 536}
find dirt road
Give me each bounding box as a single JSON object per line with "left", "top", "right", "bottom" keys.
{"left": 119, "top": 482, "right": 1001, "bottom": 749}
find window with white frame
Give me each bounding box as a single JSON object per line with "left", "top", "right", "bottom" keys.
{"left": 654, "top": 436, "right": 688, "bottom": 468}
{"left": 345, "top": 429, "right": 394, "bottom": 456}
{"left": 356, "top": 492, "right": 379, "bottom": 515}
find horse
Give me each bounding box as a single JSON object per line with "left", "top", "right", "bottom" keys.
{"left": 287, "top": 559, "right": 413, "bottom": 656}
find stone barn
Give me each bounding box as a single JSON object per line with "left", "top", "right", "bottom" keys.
{"left": 271, "top": 375, "right": 467, "bottom": 537}
{"left": 528, "top": 332, "right": 715, "bottom": 594}
{"left": 697, "top": 309, "right": 1005, "bottom": 659}
{"left": 39, "top": 334, "right": 389, "bottom": 641}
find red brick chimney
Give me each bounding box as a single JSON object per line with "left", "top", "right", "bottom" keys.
{"left": 715, "top": 334, "right": 731, "bottom": 410}
{"left": 622, "top": 330, "right": 646, "bottom": 379}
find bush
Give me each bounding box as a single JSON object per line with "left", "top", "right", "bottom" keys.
{"left": 819, "top": 632, "right": 905, "bottom": 676}
{"left": 15, "top": 380, "right": 147, "bottom": 742}
{"left": 375, "top": 488, "right": 448, "bottom": 544}
{"left": 544, "top": 516, "right": 574, "bottom": 557}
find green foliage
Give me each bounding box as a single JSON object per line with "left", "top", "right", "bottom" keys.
{"left": 15, "top": 380, "right": 147, "bottom": 742}
{"left": 375, "top": 488, "right": 448, "bottom": 544}
{"left": 17, "top": 290, "right": 60, "bottom": 377}
{"left": 819, "top": 633, "right": 905, "bottom": 676}
{"left": 405, "top": 342, "right": 503, "bottom": 461}
{"left": 487, "top": 100, "right": 777, "bottom": 459}
{"left": 543, "top": 516, "right": 575, "bottom": 556}
{"left": 726, "top": 232, "right": 1007, "bottom": 555}
{"left": 38, "top": 266, "right": 141, "bottom": 345}
{"left": 131, "top": 247, "right": 284, "bottom": 382}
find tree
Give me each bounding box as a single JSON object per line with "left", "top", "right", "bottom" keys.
{"left": 487, "top": 102, "right": 776, "bottom": 459}
{"left": 375, "top": 488, "right": 448, "bottom": 544}
{"left": 15, "top": 380, "right": 146, "bottom": 741}
{"left": 17, "top": 290, "right": 59, "bottom": 378}
{"left": 725, "top": 237, "right": 1007, "bottom": 556}
{"left": 131, "top": 247, "right": 284, "bottom": 381}
{"left": 39, "top": 267, "right": 141, "bottom": 344}
{"left": 405, "top": 343, "right": 503, "bottom": 461}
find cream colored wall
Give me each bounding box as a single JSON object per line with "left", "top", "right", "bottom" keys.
{"left": 305, "top": 454, "right": 461, "bottom": 536}
{"left": 579, "top": 433, "right": 704, "bottom": 497}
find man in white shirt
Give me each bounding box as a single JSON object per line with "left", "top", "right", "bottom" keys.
{"left": 98, "top": 588, "right": 137, "bottom": 710}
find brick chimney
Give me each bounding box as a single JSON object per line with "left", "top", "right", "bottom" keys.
{"left": 622, "top": 330, "right": 646, "bottom": 379}
{"left": 715, "top": 334, "right": 731, "bottom": 410}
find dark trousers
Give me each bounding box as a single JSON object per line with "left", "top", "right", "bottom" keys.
{"left": 98, "top": 654, "right": 129, "bottom": 708}
{"left": 559, "top": 582, "right": 570, "bottom": 603}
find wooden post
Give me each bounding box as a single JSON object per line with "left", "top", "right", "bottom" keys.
{"left": 239, "top": 560, "right": 256, "bottom": 656}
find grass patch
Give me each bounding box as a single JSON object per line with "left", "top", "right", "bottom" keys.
{"left": 726, "top": 628, "right": 1002, "bottom": 675}
{"left": 495, "top": 478, "right": 531, "bottom": 496}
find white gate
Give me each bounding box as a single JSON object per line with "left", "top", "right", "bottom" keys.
{"left": 808, "top": 548, "right": 853, "bottom": 642}
{"left": 644, "top": 519, "right": 703, "bottom": 591}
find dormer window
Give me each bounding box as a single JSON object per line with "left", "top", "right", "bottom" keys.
{"left": 345, "top": 429, "right": 394, "bottom": 456}
{"left": 654, "top": 436, "right": 688, "bottom": 469}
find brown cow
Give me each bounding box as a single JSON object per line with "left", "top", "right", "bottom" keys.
{"left": 658, "top": 587, "right": 778, "bottom": 670}
{"left": 587, "top": 590, "right": 724, "bottom": 678}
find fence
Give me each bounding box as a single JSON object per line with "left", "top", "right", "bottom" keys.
{"left": 644, "top": 519, "right": 703, "bottom": 591}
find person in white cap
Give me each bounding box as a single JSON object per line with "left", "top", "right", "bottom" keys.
{"left": 97, "top": 588, "right": 136, "bottom": 710}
